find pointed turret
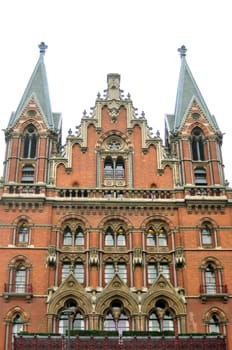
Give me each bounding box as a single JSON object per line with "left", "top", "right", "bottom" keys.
{"left": 171, "top": 45, "right": 220, "bottom": 133}
{"left": 7, "top": 42, "right": 56, "bottom": 130}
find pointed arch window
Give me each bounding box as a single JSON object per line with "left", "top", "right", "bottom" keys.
{"left": 17, "top": 222, "right": 29, "bottom": 244}
{"left": 23, "top": 125, "right": 37, "bottom": 158}
{"left": 192, "top": 127, "right": 205, "bottom": 161}
{"left": 59, "top": 300, "right": 85, "bottom": 334}
{"left": 146, "top": 226, "right": 168, "bottom": 247}
{"left": 205, "top": 264, "right": 216, "bottom": 294}
{"left": 74, "top": 262, "right": 84, "bottom": 283}
{"left": 200, "top": 223, "right": 217, "bottom": 247}
{"left": 63, "top": 227, "right": 72, "bottom": 246}
{"left": 104, "top": 157, "right": 114, "bottom": 178}
{"left": 104, "top": 156, "right": 125, "bottom": 179}
{"left": 103, "top": 301, "right": 129, "bottom": 332}
{"left": 105, "top": 226, "right": 126, "bottom": 247}
{"left": 12, "top": 314, "right": 24, "bottom": 341}
{"left": 74, "top": 227, "right": 84, "bottom": 245}
{"left": 148, "top": 300, "right": 174, "bottom": 332}
{"left": 209, "top": 314, "right": 220, "bottom": 333}
{"left": 115, "top": 157, "right": 124, "bottom": 179}
{"left": 62, "top": 262, "right": 71, "bottom": 281}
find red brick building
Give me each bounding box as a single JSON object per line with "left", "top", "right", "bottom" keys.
{"left": 0, "top": 43, "right": 231, "bottom": 349}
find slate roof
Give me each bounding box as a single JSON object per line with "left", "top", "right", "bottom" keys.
{"left": 7, "top": 42, "right": 61, "bottom": 131}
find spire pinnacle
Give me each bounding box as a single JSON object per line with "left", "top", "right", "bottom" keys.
{"left": 178, "top": 45, "right": 187, "bottom": 58}
{"left": 38, "top": 42, "right": 48, "bottom": 55}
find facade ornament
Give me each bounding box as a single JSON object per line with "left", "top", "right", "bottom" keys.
{"left": 46, "top": 246, "right": 57, "bottom": 267}
{"left": 133, "top": 248, "right": 143, "bottom": 267}
{"left": 175, "top": 247, "right": 185, "bottom": 268}
{"left": 89, "top": 247, "right": 99, "bottom": 266}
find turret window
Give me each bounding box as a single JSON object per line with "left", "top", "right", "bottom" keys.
{"left": 194, "top": 167, "right": 207, "bottom": 185}
{"left": 23, "top": 125, "right": 37, "bottom": 158}
{"left": 21, "top": 165, "right": 34, "bottom": 183}
{"left": 192, "top": 127, "right": 205, "bottom": 161}
{"left": 104, "top": 156, "right": 125, "bottom": 179}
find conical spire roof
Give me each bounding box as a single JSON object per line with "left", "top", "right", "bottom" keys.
{"left": 172, "top": 45, "right": 221, "bottom": 133}
{"left": 7, "top": 42, "right": 56, "bottom": 130}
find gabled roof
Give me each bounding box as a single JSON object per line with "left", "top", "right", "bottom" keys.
{"left": 7, "top": 42, "right": 57, "bottom": 130}
{"left": 172, "top": 45, "right": 221, "bottom": 133}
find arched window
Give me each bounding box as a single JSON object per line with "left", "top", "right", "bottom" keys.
{"left": 200, "top": 223, "right": 216, "bottom": 247}
{"left": 148, "top": 300, "right": 174, "bottom": 333}
{"left": 17, "top": 222, "right": 29, "bottom": 244}
{"left": 103, "top": 301, "right": 129, "bottom": 332}
{"left": 74, "top": 227, "right": 84, "bottom": 245}
{"left": 63, "top": 227, "right": 72, "bottom": 246}
{"left": 146, "top": 225, "right": 168, "bottom": 247}
{"left": 15, "top": 266, "right": 26, "bottom": 293}
{"left": 59, "top": 300, "right": 85, "bottom": 334}
{"left": 105, "top": 226, "right": 126, "bottom": 247}
{"left": 115, "top": 157, "right": 124, "bottom": 179}
{"left": 209, "top": 314, "right": 220, "bottom": 333}
{"left": 23, "top": 125, "right": 37, "bottom": 158}
{"left": 104, "top": 156, "right": 125, "bottom": 180}
{"left": 12, "top": 314, "right": 23, "bottom": 341}
{"left": 104, "top": 157, "right": 114, "bottom": 178}
{"left": 192, "top": 127, "right": 205, "bottom": 161}
{"left": 204, "top": 308, "right": 227, "bottom": 335}
{"left": 205, "top": 264, "right": 216, "bottom": 294}
{"left": 21, "top": 165, "right": 34, "bottom": 183}
{"left": 105, "top": 227, "right": 114, "bottom": 246}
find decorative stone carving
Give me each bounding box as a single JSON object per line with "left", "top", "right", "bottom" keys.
{"left": 133, "top": 248, "right": 143, "bottom": 267}
{"left": 89, "top": 248, "right": 99, "bottom": 266}
{"left": 175, "top": 247, "right": 185, "bottom": 268}
{"left": 46, "top": 245, "right": 57, "bottom": 267}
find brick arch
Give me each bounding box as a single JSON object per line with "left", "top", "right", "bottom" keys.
{"left": 18, "top": 118, "right": 46, "bottom": 134}
{"left": 8, "top": 255, "right": 32, "bottom": 268}
{"left": 96, "top": 130, "right": 133, "bottom": 151}
{"left": 96, "top": 289, "right": 138, "bottom": 315}
{"left": 4, "top": 306, "right": 30, "bottom": 323}
{"left": 11, "top": 215, "right": 34, "bottom": 226}
{"left": 196, "top": 217, "right": 219, "bottom": 229}
{"left": 200, "top": 256, "right": 222, "bottom": 269}
{"left": 140, "top": 215, "right": 175, "bottom": 230}
{"left": 47, "top": 291, "right": 91, "bottom": 315}
{"left": 142, "top": 291, "right": 186, "bottom": 316}
{"left": 55, "top": 214, "right": 91, "bottom": 230}
{"left": 204, "top": 307, "right": 228, "bottom": 323}
{"left": 98, "top": 215, "right": 133, "bottom": 230}
{"left": 185, "top": 121, "right": 212, "bottom": 137}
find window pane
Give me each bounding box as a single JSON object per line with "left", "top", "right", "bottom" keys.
{"left": 149, "top": 313, "right": 160, "bottom": 331}
{"left": 75, "top": 228, "right": 84, "bottom": 245}
{"left": 105, "top": 264, "right": 115, "bottom": 283}
{"left": 158, "top": 233, "right": 167, "bottom": 246}
{"left": 117, "top": 264, "right": 127, "bottom": 283}
{"left": 160, "top": 264, "right": 170, "bottom": 281}
{"left": 63, "top": 228, "right": 72, "bottom": 245}
{"left": 117, "top": 234, "right": 125, "bottom": 246}
{"left": 74, "top": 263, "right": 84, "bottom": 283}
{"left": 202, "top": 228, "right": 212, "bottom": 245}
{"left": 148, "top": 264, "right": 158, "bottom": 284}
{"left": 62, "top": 263, "right": 70, "bottom": 281}
{"left": 18, "top": 225, "right": 29, "bottom": 243}
{"left": 15, "top": 268, "right": 26, "bottom": 293}
{"left": 147, "top": 234, "right": 155, "bottom": 246}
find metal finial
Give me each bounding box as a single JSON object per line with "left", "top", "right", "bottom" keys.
{"left": 38, "top": 42, "right": 48, "bottom": 55}
{"left": 178, "top": 45, "right": 187, "bottom": 58}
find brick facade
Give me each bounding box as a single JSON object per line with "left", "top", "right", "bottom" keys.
{"left": 0, "top": 43, "right": 231, "bottom": 349}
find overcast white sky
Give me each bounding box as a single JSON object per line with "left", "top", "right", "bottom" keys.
{"left": 0, "top": 0, "right": 231, "bottom": 185}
